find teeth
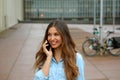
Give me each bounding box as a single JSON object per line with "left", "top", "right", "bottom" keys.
{"left": 52, "top": 43, "right": 56, "bottom": 45}
{"left": 51, "top": 41, "right": 57, "bottom": 45}
{"left": 52, "top": 42, "right": 56, "bottom": 44}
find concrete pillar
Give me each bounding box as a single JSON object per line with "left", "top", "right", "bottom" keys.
{"left": 0, "top": 0, "right": 23, "bottom": 32}
{"left": 0, "top": 0, "right": 5, "bottom": 32}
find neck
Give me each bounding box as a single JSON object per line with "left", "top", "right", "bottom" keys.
{"left": 54, "top": 48, "right": 62, "bottom": 63}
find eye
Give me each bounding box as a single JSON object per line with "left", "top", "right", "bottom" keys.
{"left": 54, "top": 33, "right": 60, "bottom": 36}
{"left": 47, "top": 33, "right": 51, "bottom": 37}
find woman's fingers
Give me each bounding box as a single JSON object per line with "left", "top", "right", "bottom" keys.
{"left": 43, "top": 40, "right": 53, "bottom": 57}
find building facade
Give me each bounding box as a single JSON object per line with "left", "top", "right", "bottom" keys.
{"left": 0, "top": 0, "right": 120, "bottom": 32}
{"left": 24, "top": 0, "right": 120, "bottom": 24}
{"left": 0, "top": 0, "right": 23, "bottom": 32}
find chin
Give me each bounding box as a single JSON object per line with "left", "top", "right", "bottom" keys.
{"left": 51, "top": 44, "right": 61, "bottom": 49}
{"left": 52, "top": 47, "right": 57, "bottom": 49}
{"left": 52, "top": 46, "right": 58, "bottom": 49}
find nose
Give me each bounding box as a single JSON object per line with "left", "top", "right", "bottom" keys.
{"left": 49, "top": 35, "right": 55, "bottom": 41}
{"left": 51, "top": 35, "right": 55, "bottom": 40}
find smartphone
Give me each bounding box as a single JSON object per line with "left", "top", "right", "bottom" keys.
{"left": 46, "top": 41, "right": 51, "bottom": 51}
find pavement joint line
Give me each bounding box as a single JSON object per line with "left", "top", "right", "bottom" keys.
{"left": 6, "top": 24, "right": 33, "bottom": 80}
{"left": 85, "top": 57, "right": 109, "bottom": 80}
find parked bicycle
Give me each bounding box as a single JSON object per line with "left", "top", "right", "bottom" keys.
{"left": 82, "top": 27, "right": 120, "bottom": 56}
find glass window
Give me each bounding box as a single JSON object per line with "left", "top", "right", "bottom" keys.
{"left": 23, "top": 0, "right": 120, "bottom": 23}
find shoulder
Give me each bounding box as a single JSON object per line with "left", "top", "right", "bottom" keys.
{"left": 76, "top": 52, "right": 83, "bottom": 60}
{"left": 76, "top": 52, "right": 84, "bottom": 66}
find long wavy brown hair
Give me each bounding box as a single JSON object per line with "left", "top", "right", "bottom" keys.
{"left": 33, "top": 20, "right": 79, "bottom": 80}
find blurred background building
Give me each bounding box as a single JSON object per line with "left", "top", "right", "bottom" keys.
{"left": 0, "top": 0, "right": 120, "bottom": 32}
{"left": 24, "top": 0, "right": 120, "bottom": 24}
{"left": 0, "top": 0, "right": 23, "bottom": 32}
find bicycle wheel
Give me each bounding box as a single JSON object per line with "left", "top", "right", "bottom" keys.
{"left": 82, "top": 39, "right": 98, "bottom": 56}
{"left": 109, "top": 48, "right": 120, "bottom": 56}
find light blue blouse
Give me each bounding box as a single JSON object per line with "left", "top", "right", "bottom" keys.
{"left": 34, "top": 53, "right": 85, "bottom": 80}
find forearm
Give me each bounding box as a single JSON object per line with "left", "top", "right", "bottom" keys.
{"left": 42, "top": 56, "right": 52, "bottom": 77}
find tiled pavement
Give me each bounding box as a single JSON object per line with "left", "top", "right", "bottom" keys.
{"left": 0, "top": 23, "right": 120, "bottom": 80}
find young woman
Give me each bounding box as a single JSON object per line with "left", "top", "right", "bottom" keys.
{"left": 33, "top": 20, "right": 85, "bottom": 80}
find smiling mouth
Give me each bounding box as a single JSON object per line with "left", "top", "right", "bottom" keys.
{"left": 51, "top": 41, "right": 57, "bottom": 45}
{"left": 51, "top": 44, "right": 56, "bottom": 46}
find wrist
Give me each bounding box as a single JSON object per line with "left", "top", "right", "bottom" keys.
{"left": 47, "top": 56, "right": 52, "bottom": 60}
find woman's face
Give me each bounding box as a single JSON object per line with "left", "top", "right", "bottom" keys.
{"left": 47, "top": 26, "right": 62, "bottom": 49}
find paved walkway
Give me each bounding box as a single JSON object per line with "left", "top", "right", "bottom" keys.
{"left": 0, "top": 23, "right": 120, "bottom": 80}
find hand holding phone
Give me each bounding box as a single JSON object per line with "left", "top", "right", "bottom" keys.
{"left": 46, "top": 41, "right": 51, "bottom": 51}
{"left": 43, "top": 40, "right": 53, "bottom": 58}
